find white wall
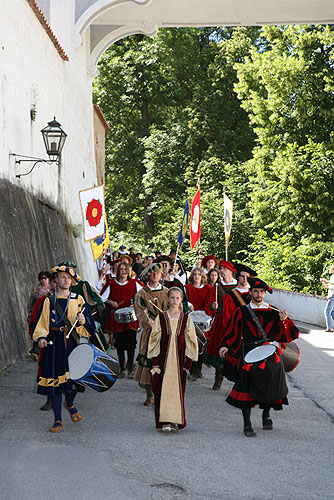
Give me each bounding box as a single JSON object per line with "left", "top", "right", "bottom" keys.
{"left": 0, "top": 0, "right": 98, "bottom": 282}
{"left": 269, "top": 288, "right": 327, "bottom": 328}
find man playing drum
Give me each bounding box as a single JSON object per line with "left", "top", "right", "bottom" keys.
{"left": 134, "top": 263, "right": 169, "bottom": 406}
{"left": 219, "top": 278, "right": 299, "bottom": 437}
{"left": 32, "top": 265, "right": 95, "bottom": 433}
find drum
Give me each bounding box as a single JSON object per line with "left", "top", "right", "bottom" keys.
{"left": 114, "top": 306, "right": 137, "bottom": 323}
{"left": 68, "top": 343, "right": 119, "bottom": 392}
{"left": 189, "top": 311, "right": 212, "bottom": 333}
{"left": 280, "top": 341, "right": 300, "bottom": 372}
{"left": 244, "top": 344, "right": 276, "bottom": 364}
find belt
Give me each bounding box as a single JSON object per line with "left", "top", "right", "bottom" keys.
{"left": 49, "top": 326, "right": 67, "bottom": 331}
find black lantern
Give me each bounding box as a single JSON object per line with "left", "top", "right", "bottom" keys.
{"left": 41, "top": 117, "right": 67, "bottom": 161}
{"left": 11, "top": 116, "right": 68, "bottom": 178}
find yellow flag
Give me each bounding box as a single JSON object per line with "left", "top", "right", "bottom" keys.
{"left": 90, "top": 212, "right": 109, "bottom": 260}
{"left": 224, "top": 193, "right": 233, "bottom": 247}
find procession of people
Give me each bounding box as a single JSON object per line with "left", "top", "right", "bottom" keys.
{"left": 29, "top": 247, "right": 302, "bottom": 437}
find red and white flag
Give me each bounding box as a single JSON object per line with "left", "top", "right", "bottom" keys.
{"left": 79, "top": 185, "right": 105, "bottom": 241}
{"left": 190, "top": 188, "right": 201, "bottom": 249}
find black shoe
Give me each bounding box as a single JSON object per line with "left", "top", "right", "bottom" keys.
{"left": 262, "top": 418, "right": 273, "bottom": 430}
{"left": 40, "top": 397, "right": 52, "bottom": 411}
{"left": 244, "top": 425, "right": 257, "bottom": 437}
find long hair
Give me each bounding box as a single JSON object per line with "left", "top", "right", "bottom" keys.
{"left": 189, "top": 267, "right": 207, "bottom": 285}
{"left": 116, "top": 262, "right": 131, "bottom": 281}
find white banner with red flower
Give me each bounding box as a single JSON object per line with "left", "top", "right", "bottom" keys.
{"left": 79, "top": 185, "right": 105, "bottom": 241}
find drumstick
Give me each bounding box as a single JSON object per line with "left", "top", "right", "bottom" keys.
{"left": 148, "top": 300, "right": 163, "bottom": 313}
{"left": 215, "top": 283, "right": 218, "bottom": 302}
{"left": 66, "top": 306, "right": 86, "bottom": 338}
{"left": 269, "top": 305, "right": 295, "bottom": 319}
{"left": 144, "top": 310, "right": 151, "bottom": 321}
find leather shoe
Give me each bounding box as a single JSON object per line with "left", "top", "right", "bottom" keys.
{"left": 40, "top": 397, "right": 52, "bottom": 411}
{"left": 143, "top": 397, "right": 154, "bottom": 407}
{"left": 244, "top": 426, "right": 257, "bottom": 437}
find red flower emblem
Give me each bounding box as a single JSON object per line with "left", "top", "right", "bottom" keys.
{"left": 86, "top": 198, "right": 103, "bottom": 227}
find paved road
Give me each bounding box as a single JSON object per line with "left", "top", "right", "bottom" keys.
{"left": 0, "top": 326, "right": 333, "bottom": 500}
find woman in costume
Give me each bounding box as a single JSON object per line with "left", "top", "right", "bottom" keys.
{"left": 185, "top": 268, "right": 216, "bottom": 380}
{"left": 147, "top": 287, "right": 198, "bottom": 432}
{"left": 101, "top": 261, "right": 142, "bottom": 378}
{"left": 207, "top": 268, "right": 220, "bottom": 287}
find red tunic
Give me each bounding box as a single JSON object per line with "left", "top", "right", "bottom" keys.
{"left": 204, "top": 282, "right": 237, "bottom": 365}
{"left": 104, "top": 279, "right": 139, "bottom": 333}
{"left": 185, "top": 284, "right": 215, "bottom": 315}
{"left": 185, "top": 284, "right": 215, "bottom": 339}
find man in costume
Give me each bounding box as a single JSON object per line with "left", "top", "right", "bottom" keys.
{"left": 219, "top": 277, "right": 299, "bottom": 437}
{"left": 147, "top": 287, "right": 198, "bottom": 431}
{"left": 134, "top": 262, "right": 168, "bottom": 406}
{"left": 203, "top": 260, "right": 237, "bottom": 388}
{"left": 32, "top": 265, "right": 95, "bottom": 432}
{"left": 208, "top": 263, "right": 257, "bottom": 391}
{"left": 101, "top": 261, "right": 142, "bottom": 378}
{"left": 201, "top": 255, "right": 217, "bottom": 274}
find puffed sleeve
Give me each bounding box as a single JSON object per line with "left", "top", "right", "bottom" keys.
{"left": 185, "top": 316, "right": 198, "bottom": 362}
{"left": 147, "top": 315, "right": 162, "bottom": 359}
{"left": 32, "top": 297, "right": 50, "bottom": 342}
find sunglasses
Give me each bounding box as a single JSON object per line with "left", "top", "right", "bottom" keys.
{"left": 40, "top": 276, "right": 48, "bottom": 280}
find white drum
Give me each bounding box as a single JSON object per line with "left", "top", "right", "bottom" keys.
{"left": 189, "top": 310, "right": 212, "bottom": 333}
{"left": 114, "top": 306, "right": 137, "bottom": 323}
{"left": 244, "top": 344, "right": 276, "bottom": 364}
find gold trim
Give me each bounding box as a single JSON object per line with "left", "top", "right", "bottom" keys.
{"left": 38, "top": 372, "right": 70, "bottom": 387}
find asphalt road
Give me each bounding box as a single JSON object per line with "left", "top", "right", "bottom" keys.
{"left": 0, "top": 326, "right": 333, "bottom": 500}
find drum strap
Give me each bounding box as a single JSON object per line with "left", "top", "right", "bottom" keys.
{"left": 246, "top": 304, "right": 268, "bottom": 343}
{"left": 50, "top": 296, "right": 80, "bottom": 345}
{"left": 232, "top": 289, "right": 246, "bottom": 307}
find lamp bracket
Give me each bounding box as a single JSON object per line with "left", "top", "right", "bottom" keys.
{"left": 10, "top": 153, "right": 59, "bottom": 179}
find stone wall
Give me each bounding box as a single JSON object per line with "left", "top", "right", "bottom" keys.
{"left": 0, "top": 179, "right": 78, "bottom": 371}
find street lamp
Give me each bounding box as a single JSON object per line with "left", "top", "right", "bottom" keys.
{"left": 11, "top": 117, "right": 67, "bottom": 178}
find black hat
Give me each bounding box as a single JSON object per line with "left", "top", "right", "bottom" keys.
{"left": 247, "top": 277, "right": 273, "bottom": 294}
{"left": 234, "top": 263, "right": 257, "bottom": 277}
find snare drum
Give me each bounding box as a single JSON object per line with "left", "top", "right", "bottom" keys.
{"left": 114, "top": 306, "right": 137, "bottom": 323}
{"left": 189, "top": 311, "right": 212, "bottom": 333}
{"left": 68, "top": 343, "right": 119, "bottom": 392}
{"left": 244, "top": 344, "right": 276, "bottom": 364}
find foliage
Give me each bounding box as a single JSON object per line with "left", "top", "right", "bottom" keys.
{"left": 94, "top": 25, "right": 334, "bottom": 293}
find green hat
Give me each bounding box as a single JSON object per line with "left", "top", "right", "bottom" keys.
{"left": 57, "top": 260, "right": 77, "bottom": 269}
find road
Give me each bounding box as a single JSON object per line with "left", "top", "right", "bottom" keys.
{"left": 0, "top": 325, "right": 333, "bottom": 500}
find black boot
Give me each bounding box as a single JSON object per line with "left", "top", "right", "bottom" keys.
{"left": 40, "top": 396, "right": 52, "bottom": 411}
{"left": 212, "top": 367, "right": 224, "bottom": 390}
{"left": 242, "top": 408, "right": 256, "bottom": 437}
{"left": 262, "top": 407, "right": 273, "bottom": 430}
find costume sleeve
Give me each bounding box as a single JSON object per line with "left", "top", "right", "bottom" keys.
{"left": 269, "top": 316, "right": 300, "bottom": 343}
{"left": 134, "top": 291, "right": 151, "bottom": 330}
{"left": 220, "top": 307, "right": 243, "bottom": 355}
{"left": 204, "top": 285, "right": 216, "bottom": 317}
{"left": 185, "top": 316, "right": 198, "bottom": 362}
{"left": 222, "top": 294, "right": 236, "bottom": 332}
{"left": 32, "top": 297, "right": 50, "bottom": 342}
{"left": 77, "top": 299, "right": 95, "bottom": 338}
{"left": 147, "top": 315, "right": 162, "bottom": 359}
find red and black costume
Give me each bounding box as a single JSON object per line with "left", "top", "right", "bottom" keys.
{"left": 101, "top": 278, "right": 141, "bottom": 373}
{"left": 203, "top": 281, "right": 237, "bottom": 367}
{"left": 221, "top": 304, "right": 299, "bottom": 410}
{"left": 185, "top": 283, "right": 215, "bottom": 378}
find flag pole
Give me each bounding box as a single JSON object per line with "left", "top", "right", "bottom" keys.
{"left": 197, "top": 178, "right": 201, "bottom": 267}
{"left": 102, "top": 182, "right": 106, "bottom": 283}
{"left": 172, "top": 242, "right": 181, "bottom": 274}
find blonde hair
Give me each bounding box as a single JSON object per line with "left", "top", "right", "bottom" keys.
{"left": 189, "top": 267, "right": 207, "bottom": 285}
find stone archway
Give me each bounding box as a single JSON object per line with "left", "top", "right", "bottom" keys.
{"left": 72, "top": 0, "right": 334, "bottom": 74}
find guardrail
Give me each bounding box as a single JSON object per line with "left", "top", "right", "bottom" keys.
{"left": 270, "top": 288, "right": 327, "bottom": 328}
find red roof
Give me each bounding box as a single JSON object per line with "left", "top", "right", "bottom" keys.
{"left": 94, "top": 104, "right": 110, "bottom": 134}
{"left": 26, "top": 0, "right": 69, "bottom": 61}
